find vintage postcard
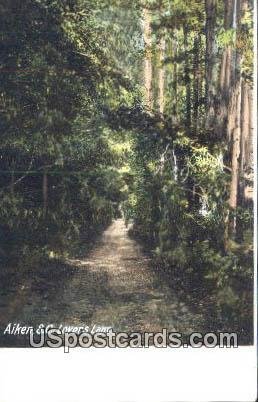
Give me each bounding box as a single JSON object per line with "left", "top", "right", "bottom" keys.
{"left": 0, "top": 0, "right": 256, "bottom": 400}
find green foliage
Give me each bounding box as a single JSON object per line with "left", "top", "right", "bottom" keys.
{"left": 0, "top": 0, "right": 133, "bottom": 263}
{"left": 217, "top": 28, "right": 236, "bottom": 48}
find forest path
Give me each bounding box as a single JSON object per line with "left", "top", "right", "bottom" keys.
{"left": 1, "top": 219, "right": 206, "bottom": 344}
{"left": 65, "top": 218, "right": 201, "bottom": 333}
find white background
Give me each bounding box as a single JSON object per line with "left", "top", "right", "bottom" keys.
{"left": 0, "top": 347, "right": 257, "bottom": 401}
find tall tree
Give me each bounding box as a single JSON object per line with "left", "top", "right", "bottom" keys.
{"left": 193, "top": 33, "right": 201, "bottom": 135}
{"left": 171, "top": 34, "right": 178, "bottom": 124}
{"left": 205, "top": 0, "right": 217, "bottom": 129}
{"left": 183, "top": 24, "right": 191, "bottom": 130}
{"left": 218, "top": 0, "right": 235, "bottom": 136}
{"left": 227, "top": 0, "right": 253, "bottom": 236}
{"left": 143, "top": 7, "right": 153, "bottom": 110}
{"left": 157, "top": 36, "right": 166, "bottom": 115}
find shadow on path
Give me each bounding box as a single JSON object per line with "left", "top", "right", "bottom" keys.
{"left": 0, "top": 219, "right": 206, "bottom": 346}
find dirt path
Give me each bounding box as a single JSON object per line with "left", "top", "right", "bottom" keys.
{"left": 0, "top": 219, "right": 205, "bottom": 344}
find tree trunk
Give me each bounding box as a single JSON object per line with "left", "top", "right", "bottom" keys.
{"left": 227, "top": 0, "right": 244, "bottom": 237}
{"left": 228, "top": 80, "right": 242, "bottom": 211}
{"left": 238, "top": 0, "right": 254, "bottom": 205}
{"left": 222, "top": 0, "right": 240, "bottom": 247}
{"left": 183, "top": 25, "right": 191, "bottom": 130}
{"left": 143, "top": 8, "right": 152, "bottom": 110}
{"left": 239, "top": 81, "right": 251, "bottom": 201}
{"left": 172, "top": 35, "right": 178, "bottom": 124}
{"left": 235, "top": 80, "right": 252, "bottom": 240}
{"left": 220, "top": 0, "right": 235, "bottom": 90}
{"left": 205, "top": 0, "right": 217, "bottom": 129}
{"left": 157, "top": 37, "right": 166, "bottom": 116}
{"left": 217, "top": 0, "right": 235, "bottom": 139}
{"left": 244, "top": 84, "right": 254, "bottom": 201}
{"left": 193, "top": 34, "right": 201, "bottom": 135}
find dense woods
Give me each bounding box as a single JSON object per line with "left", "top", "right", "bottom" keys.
{"left": 0, "top": 0, "right": 254, "bottom": 341}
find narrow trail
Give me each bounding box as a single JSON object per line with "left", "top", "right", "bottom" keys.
{"left": 0, "top": 219, "right": 205, "bottom": 344}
